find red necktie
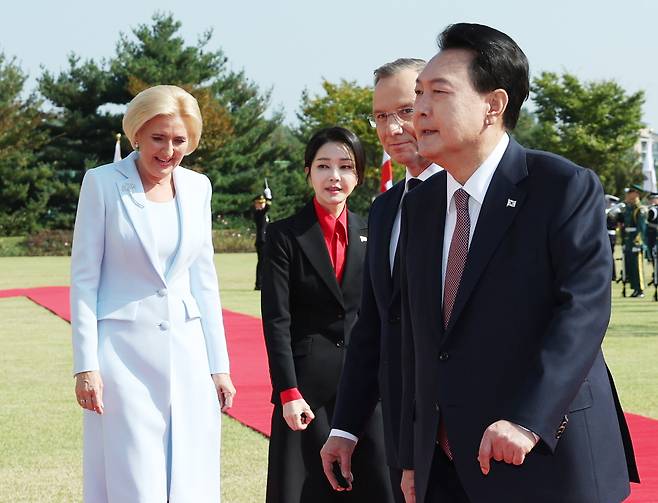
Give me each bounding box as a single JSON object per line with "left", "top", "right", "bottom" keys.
{"left": 438, "top": 188, "right": 470, "bottom": 459}
{"left": 443, "top": 188, "right": 471, "bottom": 328}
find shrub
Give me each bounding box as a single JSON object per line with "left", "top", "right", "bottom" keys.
{"left": 22, "top": 230, "right": 73, "bottom": 256}
{"left": 212, "top": 229, "right": 256, "bottom": 253}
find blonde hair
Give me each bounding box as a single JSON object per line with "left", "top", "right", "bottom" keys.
{"left": 122, "top": 85, "right": 203, "bottom": 155}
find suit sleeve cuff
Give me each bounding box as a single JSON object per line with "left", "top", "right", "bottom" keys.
{"left": 280, "top": 387, "right": 303, "bottom": 404}
{"left": 329, "top": 429, "right": 359, "bottom": 443}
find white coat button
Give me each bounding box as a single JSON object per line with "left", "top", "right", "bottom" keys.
{"left": 157, "top": 288, "right": 168, "bottom": 297}
{"left": 159, "top": 321, "right": 170, "bottom": 331}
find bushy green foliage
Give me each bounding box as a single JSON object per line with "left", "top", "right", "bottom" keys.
{"left": 0, "top": 53, "right": 53, "bottom": 235}
{"left": 527, "top": 72, "right": 645, "bottom": 195}
{"left": 37, "top": 13, "right": 301, "bottom": 229}
{"left": 296, "top": 79, "right": 383, "bottom": 216}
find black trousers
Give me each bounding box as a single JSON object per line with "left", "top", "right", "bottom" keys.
{"left": 255, "top": 242, "right": 265, "bottom": 288}
{"left": 389, "top": 466, "right": 405, "bottom": 503}
{"left": 266, "top": 399, "right": 394, "bottom": 503}
{"left": 425, "top": 444, "right": 470, "bottom": 503}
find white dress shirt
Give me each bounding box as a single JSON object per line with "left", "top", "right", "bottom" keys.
{"left": 441, "top": 133, "right": 509, "bottom": 299}
{"left": 330, "top": 162, "right": 442, "bottom": 443}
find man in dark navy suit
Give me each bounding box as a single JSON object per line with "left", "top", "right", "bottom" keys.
{"left": 320, "top": 59, "right": 441, "bottom": 501}
{"left": 398, "top": 23, "right": 638, "bottom": 503}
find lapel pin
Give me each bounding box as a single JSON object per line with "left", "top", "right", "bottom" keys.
{"left": 360, "top": 235, "right": 367, "bottom": 242}
{"left": 506, "top": 199, "right": 517, "bottom": 208}
{"left": 121, "top": 182, "right": 144, "bottom": 208}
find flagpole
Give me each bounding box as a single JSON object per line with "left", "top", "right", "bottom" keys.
{"left": 114, "top": 133, "right": 122, "bottom": 162}
{"left": 380, "top": 151, "right": 393, "bottom": 192}
{"left": 642, "top": 134, "right": 657, "bottom": 193}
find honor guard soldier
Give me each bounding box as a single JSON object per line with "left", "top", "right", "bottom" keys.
{"left": 253, "top": 190, "right": 272, "bottom": 290}
{"left": 646, "top": 192, "right": 658, "bottom": 299}
{"left": 621, "top": 186, "right": 647, "bottom": 297}
{"left": 605, "top": 194, "right": 622, "bottom": 280}
{"left": 645, "top": 192, "right": 658, "bottom": 256}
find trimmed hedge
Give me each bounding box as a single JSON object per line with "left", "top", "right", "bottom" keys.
{"left": 0, "top": 229, "right": 257, "bottom": 257}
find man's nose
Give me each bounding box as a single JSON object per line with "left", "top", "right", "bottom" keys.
{"left": 414, "top": 93, "right": 428, "bottom": 116}
{"left": 386, "top": 115, "right": 404, "bottom": 135}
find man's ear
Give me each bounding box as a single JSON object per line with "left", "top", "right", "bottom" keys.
{"left": 485, "top": 89, "right": 508, "bottom": 127}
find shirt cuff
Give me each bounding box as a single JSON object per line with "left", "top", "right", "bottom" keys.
{"left": 517, "top": 424, "right": 540, "bottom": 443}
{"left": 329, "top": 429, "right": 359, "bottom": 443}
{"left": 280, "top": 387, "right": 303, "bottom": 404}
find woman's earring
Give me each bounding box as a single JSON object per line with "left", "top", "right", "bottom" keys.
{"left": 134, "top": 143, "right": 139, "bottom": 151}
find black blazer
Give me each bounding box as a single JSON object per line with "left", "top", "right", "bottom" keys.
{"left": 399, "top": 138, "right": 638, "bottom": 503}
{"left": 261, "top": 200, "right": 368, "bottom": 409}
{"left": 332, "top": 180, "right": 408, "bottom": 468}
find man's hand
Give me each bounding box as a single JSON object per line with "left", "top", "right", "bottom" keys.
{"left": 478, "top": 420, "right": 538, "bottom": 475}
{"left": 320, "top": 436, "right": 356, "bottom": 491}
{"left": 401, "top": 469, "right": 415, "bottom": 503}
{"left": 282, "top": 398, "right": 315, "bottom": 431}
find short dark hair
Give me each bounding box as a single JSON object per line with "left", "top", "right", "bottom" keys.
{"left": 438, "top": 23, "right": 529, "bottom": 129}
{"left": 304, "top": 127, "right": 366, "bottom": 186}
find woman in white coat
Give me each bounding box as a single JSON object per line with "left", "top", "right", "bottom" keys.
{"left": 70, "top": 84, "right": 236, "bottom": 503}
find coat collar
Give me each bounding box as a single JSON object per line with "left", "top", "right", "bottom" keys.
{"left": 293, "top": 200, "right": 366, "bottom": 306}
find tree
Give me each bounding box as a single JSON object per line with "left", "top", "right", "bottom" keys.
{"left": 297, "top": 79, "right": 387, "bottom": 215}
{"left": 529, "top": 72, "right": 644, "bottom": 195}
{"left": 510, "top": 108, "right": 540, "bottom": 148}
{"left": 39, "top": 54, "right": 118, "bottom": 228}
{"left": 38, "top": 12, "right": 297, "bottom": 228}
{"left": 0, "top": 53, "right": 53, "bottom": 235}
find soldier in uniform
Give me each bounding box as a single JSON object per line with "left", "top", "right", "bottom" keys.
{"left": 646, "top": 192, "right": 658, "bottom": 297}
{"left": 605, "top": 194, "right": 621, "bottom": 280}
{"left": 645, "top": 192, "right": 658, "bottom": 256}
{"left": 252, "top": 192, "right": 272, "bottom": 290}
{"left": 621, "top": 186, "right": 647, "bottom": 297}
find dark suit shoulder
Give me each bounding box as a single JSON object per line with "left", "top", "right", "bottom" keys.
{"left": 525, "top": 148, "right": 585, "bottom": 179}
{"left": 370, "top": 181, "right": 404, "bottom": 214}
{"left": 402, "top": 170, "right": 445, "bottom": 212}
{"left": 523, "top": 148, "right": 604, "bottom": 202}
{"left": 348, "top": 209, "right": 368, "bottom": 230}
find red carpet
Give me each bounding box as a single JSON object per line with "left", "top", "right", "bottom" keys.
{"left": 1, "top": 286, "right": 656, "bottom": 501}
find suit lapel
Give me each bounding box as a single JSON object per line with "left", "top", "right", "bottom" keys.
{"left": 341, "top": 210, "right": 367, "bottom": 303}
{"left": 444, "top": 139, "right": 528, "bottom": 336}
{"left": 384, "top": 182, "right": 406, "bottom": 302}
{"left": 115, "top": 153, "right": 166, "bottom": 285}
{"left": 422, "top": 172, "right": 448, "bottom": 331}
{"left": 294, "top": 201, "right": 344, "bottom": 306}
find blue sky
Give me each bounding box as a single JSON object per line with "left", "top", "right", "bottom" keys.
{"left": 4, "top": 0, "right": 657, "bottom": 130}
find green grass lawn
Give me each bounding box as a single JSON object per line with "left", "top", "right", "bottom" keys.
{"left": 0, "top": 254, "right": 657, "bottom": 502}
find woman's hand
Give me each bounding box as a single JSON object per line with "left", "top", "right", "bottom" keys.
{"left": 282, "top": 398, "right": 315, "bottom": 431}
{"left": 75, "top": 371, "right": 104, "bottom": 414}
{"left": 212, "top": 373, "right": 236, "bottom": 413}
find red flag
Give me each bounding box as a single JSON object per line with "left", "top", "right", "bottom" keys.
{"left": 380, "top": 151, "right": 393, "bottom": 192}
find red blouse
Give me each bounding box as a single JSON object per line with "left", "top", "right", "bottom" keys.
{"left": 313, "top": 197, "right": 349, "bottom": 284}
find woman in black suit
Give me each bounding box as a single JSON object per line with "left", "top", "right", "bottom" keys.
{"left": 261, "top": 127, "right": 393, "bottom": 502}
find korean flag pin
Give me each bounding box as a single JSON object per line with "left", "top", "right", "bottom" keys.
{"left": 506, "top": 199, "right": 517, "bottom": 208}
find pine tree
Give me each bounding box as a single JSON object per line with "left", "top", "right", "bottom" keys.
{"left": 0, "top": 53, "right": 53, "bottom": 235}
{"left": 38, "top": 12, "right": 299, "bottom": 228}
